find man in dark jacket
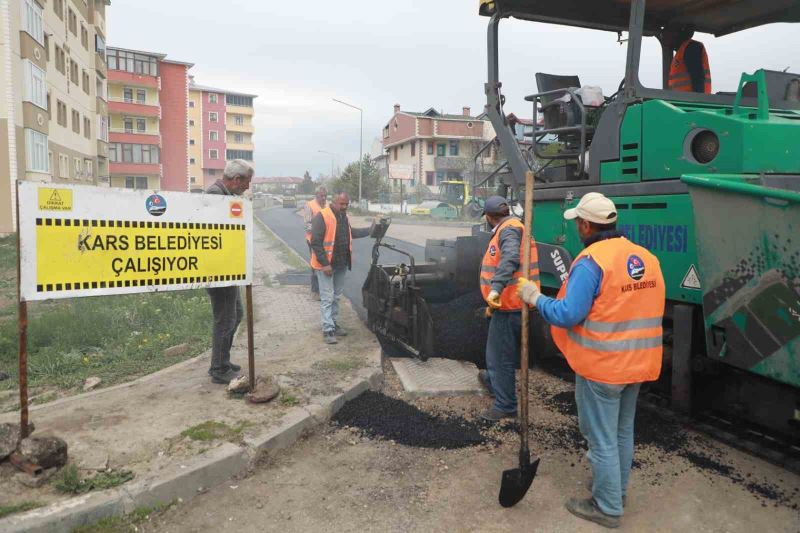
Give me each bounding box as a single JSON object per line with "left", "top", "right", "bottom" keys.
{"left": 205, "top": 159, "right": 253, "bottom": 383}
{"left": 309, "top": 192, "right": 371, "bottom": 344}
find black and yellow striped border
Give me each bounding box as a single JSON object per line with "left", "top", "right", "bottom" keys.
{"left": 35, "top": 218, "right": 246, "bottom": 230}
{"left": 36, "top": 274, "right": 247, "bottom": 293}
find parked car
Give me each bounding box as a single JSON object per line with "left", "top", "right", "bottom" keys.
{"left": 282, "top": 196, "right": 297, "bottom": 208}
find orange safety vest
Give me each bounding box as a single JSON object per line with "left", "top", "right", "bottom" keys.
{"left": 480, "top": 218, "right": 540, "bottom": 312}
{"left": 309, "top": 206, "right": 352, "bottom": 270}
{"left": 305, "top": 199, "right": 324, "bottom": 242}
{"left": 551, "top": 237, "right": 665, "bottom": 384}
{"left": 668, "top": 39, "right": 711, "bottom": 94}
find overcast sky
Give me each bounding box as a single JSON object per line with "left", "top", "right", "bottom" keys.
{"left": 107, "top": 1, "right": 796, "bottom": 178}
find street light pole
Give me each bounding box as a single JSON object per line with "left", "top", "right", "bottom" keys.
{"left": 332, "top": 98, "right": 363, "bottom": 203}
{"left": 317, "top": 150, "right": 336, "bottom": 179}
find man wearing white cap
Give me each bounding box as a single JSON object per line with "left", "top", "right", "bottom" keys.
{"left": 517, "top": 192, "right": 665, "bottom": 529}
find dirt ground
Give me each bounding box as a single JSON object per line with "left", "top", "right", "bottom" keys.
{"left": 139, "top": 360, "right": 800, "bottom": 533}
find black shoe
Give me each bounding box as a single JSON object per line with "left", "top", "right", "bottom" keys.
{"left": 323, "top": 331, "right": 338, "bottom": 345}
{"left": 565, "top": 498, "right": 620, "bottom": 529}
{"left": 228, "top": 363, "right": 242, "bottom": 372}
{"left": 334, "top": 324, "right": 348, "bottom": 337}
{"left": 477, "top": 370, "right": 494, "bottom": 397}
{"left": 480, "top": 408, "right": 516, "bottom": 422}
{"left": 210, "top": 369, "right": 240, "bottom": 384}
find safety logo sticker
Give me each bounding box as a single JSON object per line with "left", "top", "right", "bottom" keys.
{"left": 626, "top": 254, "right": 645, "bottom": 280}
{"left": 38, "top": 188, "right": 72, "bottom": 211}
{"left": 230, "top": 201, "right": 243, "bottom": 218}
{"left": 145, "top": 194, "right": 167, "bottom": 217}
{"left": 681, "top": 264, "right": 702, "bottom": 290}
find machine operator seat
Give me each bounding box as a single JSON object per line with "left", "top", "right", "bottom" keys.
{"left": 535, "top": 73, "right": 582, "bottom": 130}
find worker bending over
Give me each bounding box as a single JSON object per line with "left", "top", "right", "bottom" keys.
{"left": 478, "top": 196, "right": 539, "bottom": 422}
{"left": 517, "top": 192, "right": 665, "bottom": 529}
{"left": 662, "top": 29, "right": 711, "bottom": 93}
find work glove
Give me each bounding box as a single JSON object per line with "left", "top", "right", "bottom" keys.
{"left": 516, "top": 278, "right": 542, "bottom": 307}
{"left": 486, "top": 290, "right": 502, "bottom": 310}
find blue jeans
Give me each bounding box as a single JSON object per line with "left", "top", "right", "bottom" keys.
{"left": 575, "top": 374, "right": 641, "bottom": 517}
{"left": 484, "top": 311, "right": 521, "bottom": 414}
{"left": 316, "top": 267, "right": 347, "bottom": 333}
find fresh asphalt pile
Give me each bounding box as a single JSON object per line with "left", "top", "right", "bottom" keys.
{"left": 427, "top": 291, "right": 490, "bottom": 366}
{"left": 331, "top": 391, "right": 490, "bottom": 449}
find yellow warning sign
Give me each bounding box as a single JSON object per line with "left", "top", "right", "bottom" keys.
{"left": 34, "top": 218, "right": 246, "bottom": 293}
{"left": 38, "top": 188, "right": 73, "bottom": 211}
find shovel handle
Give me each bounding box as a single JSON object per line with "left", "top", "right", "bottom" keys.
{"left": 519, "top": 170, "right": 534, "bottom": 451}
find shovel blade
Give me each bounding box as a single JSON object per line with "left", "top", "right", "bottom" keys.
{"left": 498, "top": 457, "right": 540, "bottom": 508}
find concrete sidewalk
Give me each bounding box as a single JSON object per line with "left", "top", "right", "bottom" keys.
{"left": 0, "top": 222, "right": 382, "bottom": 532}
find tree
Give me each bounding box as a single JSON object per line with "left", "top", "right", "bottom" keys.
{"left": 329, "top": 155, "right": 389, "bottom": 201}
{"left": 299, "top": 171, "right": 315, "bottom": 194}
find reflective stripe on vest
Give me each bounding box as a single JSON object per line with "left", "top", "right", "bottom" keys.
{"left": 479, "top": 217, "right": 540, "bottom": 311}
{"left": 668, "top": 39, "right": 711, "bottom": 94}
{"left": 550, "top": 237, "right": 666, "bottom": 384}
{"left": 305, "top": 199, "right": 323, "bottom": 242}
{"left": 309, "top": 206, "right": 352, "bottom": 270}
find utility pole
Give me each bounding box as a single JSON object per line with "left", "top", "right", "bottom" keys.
{"left": 332, "top": 98, "right": 363, "bottom": 203}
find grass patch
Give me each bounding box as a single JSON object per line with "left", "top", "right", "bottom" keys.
{"left": 180, "top": 420, "right": 252, "bottom": 443}
{"left": 71, "top": 501, "right": 174, "bottom": 533}
{"left": 54, "top": 465, "right": 134, "bottom": 495}
{"left": 314, "top": 357, "right": 365, "bottom": 373}
{"left": 0, "top": 243, "right": 212, "bottom": 400}
{"left": 0, "top": 501, "right": 43, "bottom": 519}
{"left": 280, "top": 393, "right": 300, "bottom": 407}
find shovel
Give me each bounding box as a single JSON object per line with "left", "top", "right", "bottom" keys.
{"left": 499, "top": 170, "right": 540, "bottom": 508}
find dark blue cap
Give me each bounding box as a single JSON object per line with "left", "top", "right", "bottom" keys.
{"left": 483, "top": 195, "right": 509, "bottom": 215}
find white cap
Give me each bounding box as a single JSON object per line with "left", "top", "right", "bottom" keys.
{"left": 563, "top": 192, "right": 618, "bottom": 224}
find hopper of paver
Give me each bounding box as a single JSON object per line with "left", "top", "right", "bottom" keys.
{"left": 683, "top": 175, "right": 800, "bottom": 389}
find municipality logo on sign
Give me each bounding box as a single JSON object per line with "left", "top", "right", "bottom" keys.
{"left": 145, "top": 194, "right": 167, "bottom": 217}
{"left": 627, "top": 254, "right": 645, "bottom": 280}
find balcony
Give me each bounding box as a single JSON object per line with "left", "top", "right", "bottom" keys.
{"left": 226, "top": 105, "right": 254, "bottom": 116}
{"left": 108, "top": 70, "right": 159, "bottom": 88}
{"left": 434, "top": 156, "right": 472, "bottom": 172}
{"left": 226, "top": 122, "right": 254, "bottom": 133}
{"left": 110, "top": 162, "right": 160, "bottom": 175}
{"left": 109, "top": 130, "right": 161, "bottom": 145}
{"left": 226, "top": 141, "right": 254, "bottom": 151}
{"left": 108, "top": 100, "right": 160, "bottom": 118}
{"left": 95, "top": 52, "right": 107, "bottom": 78}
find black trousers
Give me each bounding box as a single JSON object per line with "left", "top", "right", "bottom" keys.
{"left": 206, "top": 286, "right": 243, "bottom": 375}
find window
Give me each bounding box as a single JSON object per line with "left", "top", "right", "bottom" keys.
{"left": 209, "top": 149, "right": 219, "bottom": 159}
{"left": 234, "top": 133, "right": 243, "bottom": 143}
{"left": 124, "top": 118, "right": 133, "bottom": 133}
{"left": 208, "top": 93, "right": 218, "bottom": 104}
{"left": 81, "top": 25, "right": 89, "bottom": 50}
{"left": 427, "top": 142, "right": 434, "bottom": 155}
{"left": 189, "top": 120, "right": 195, "bottom": 126}
{"left": 190, "top": 158, "right": 196, "bottom": 164}
{"left": 190, "top": 176, "right": 196, "bottom": 184}
{"left": 59, "top": 153, "right": 69, "bottom": 178}
{"left": 209, "top": 112, "right": 218, "bottom": 122}
{"left": 106, "top": 49, "right": 158, "bottom": 76}
{"left": 410, "top": 141, "right": 416, "bottom": 156}
{"left": 425, "top": 171, "right": 434, "bottom": 186}
{"left": 23, "top": 60, "right": 47, "bottom": 109}
{"left": 436, "top": 144, "right": 446, "bottom": 157}
{"left": 48, "top": 151, "right": 53, "bottom": 174}
{"left": 109, "top": 143, "right": 160, "bottom": 164}
{"left": 95, "top": 34, "right": 106, "bottom": 57}
{"left": 25, "top": 129, "right": 48, "bottom": 172}
{"left": 124, "top": 176, "right": 147, "bottom": 189}
{"left": 136, "top": 118, "right": 146, "bottom": 132}
{"left": 189, "top": 139, "right": 195, "bottom": 146}
{"left": 124, "top": 176, "right": 134, "bottom": 188}
{"left": 393, "top": 146, "right": 397, "bottom": 161}
{"left": 233, "top": 114, "right": 244, "bottom": 126}
{"left": 82, "top": 71, "right": 90, "bottom": 94}
{"left": 83, "top": 116, "right": 91, "bottom": 139}
{"left": 436, "top": 170, "right": 445, "bottom": 184}
{"left": 98, "top": 114, "right": 108, "bottom": 142}
{"left": 72, "top": 110, "right": 81, "bottom": 134}
{"left": 53, "top": 0, "right": 64, "bottom": 20}
{"left": 123, "top": 87, "right": 133, "bottom": 102}
{"left": 73, "top": 157, "right": 82, "bottom": 178}
{"left": 43, "top": 34, "right": 49, "bottom": 61}
{"left": 46, "top": 92, "right": 50, "bottom": 114}
{"left": 108, "top": 143, "right": 118, "bottom": 162}
{"left": 208, "top": 169, "right": 217, "bottom": 176}
{"left": 96, "top": 78, "right": 106, "bottom": 100}
{"left": 54, "top": 45, "right": 66, "bottom": 74}
{"left": 56, "top": 100, "right": 67, "bottom": 127}
{"left": 447, "top": 171, "right": 461, "bottom": 181}
{"left": 136, "top": 177, "right": 148, "bottom": 189}
{"left": 22, "top": 0, "right": 44, "bottom": 45}
{"left": 85, "top": 159, "right": 93, "bottom": 179}
{"left": 209, "top": 130, "right": 218, "bottom": 141}
{"left": 226, "top": 149, "right": 253, "bottom": 160}
{"left": 226, "top": 94, "right": 253, "bottom": 107}
{"left": 449, "top": 140, "right": 459, "bottom": 156}
{"left": 188, "top": 101, "right": 195, "bottom": 108}
{"left": 136, "top": 89, "right": 146, "bottom": 104}
{"left": 68, "top": 9, "right": 77, "bottom": 35}
{"left": 70, "top": 59, "right": 79, "bottom": 84}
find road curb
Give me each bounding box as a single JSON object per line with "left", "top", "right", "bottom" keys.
{"left": 254, "top": 210, "right": 310, "bottom": 268}
{"left": 0, "top": 350, "right": 383, "bottom": 533}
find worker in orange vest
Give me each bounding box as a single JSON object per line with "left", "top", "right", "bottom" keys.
{"left": 309, "top": 191, "right": 372, "bottom": 345}
{"left": 662, "top": 29, "right": 711, "bottom": 93}
{"left": 477, "top": 196, "right": 540, "bottom": 422}
{"left": 517, "top": 192, "right": 665, "bottom": 529}
{"left": 303, "top": 186, "right": 327, "bottom": 300}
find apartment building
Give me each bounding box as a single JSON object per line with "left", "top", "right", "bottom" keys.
{"left": 105, "top": 46, "right": 192, "bottom": 191}
{"left": 381, "top": 104, "right": 496, "bottom": 194}
{"left": 0, "top": 0, "right": 111, "bottom": 233}
{"left": 188, "top": 79, "right": 256, "bottom": 191}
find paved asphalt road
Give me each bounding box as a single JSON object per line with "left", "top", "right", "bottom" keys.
{"left": 256, "top": 207, "right": 426, "bottom": 321}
